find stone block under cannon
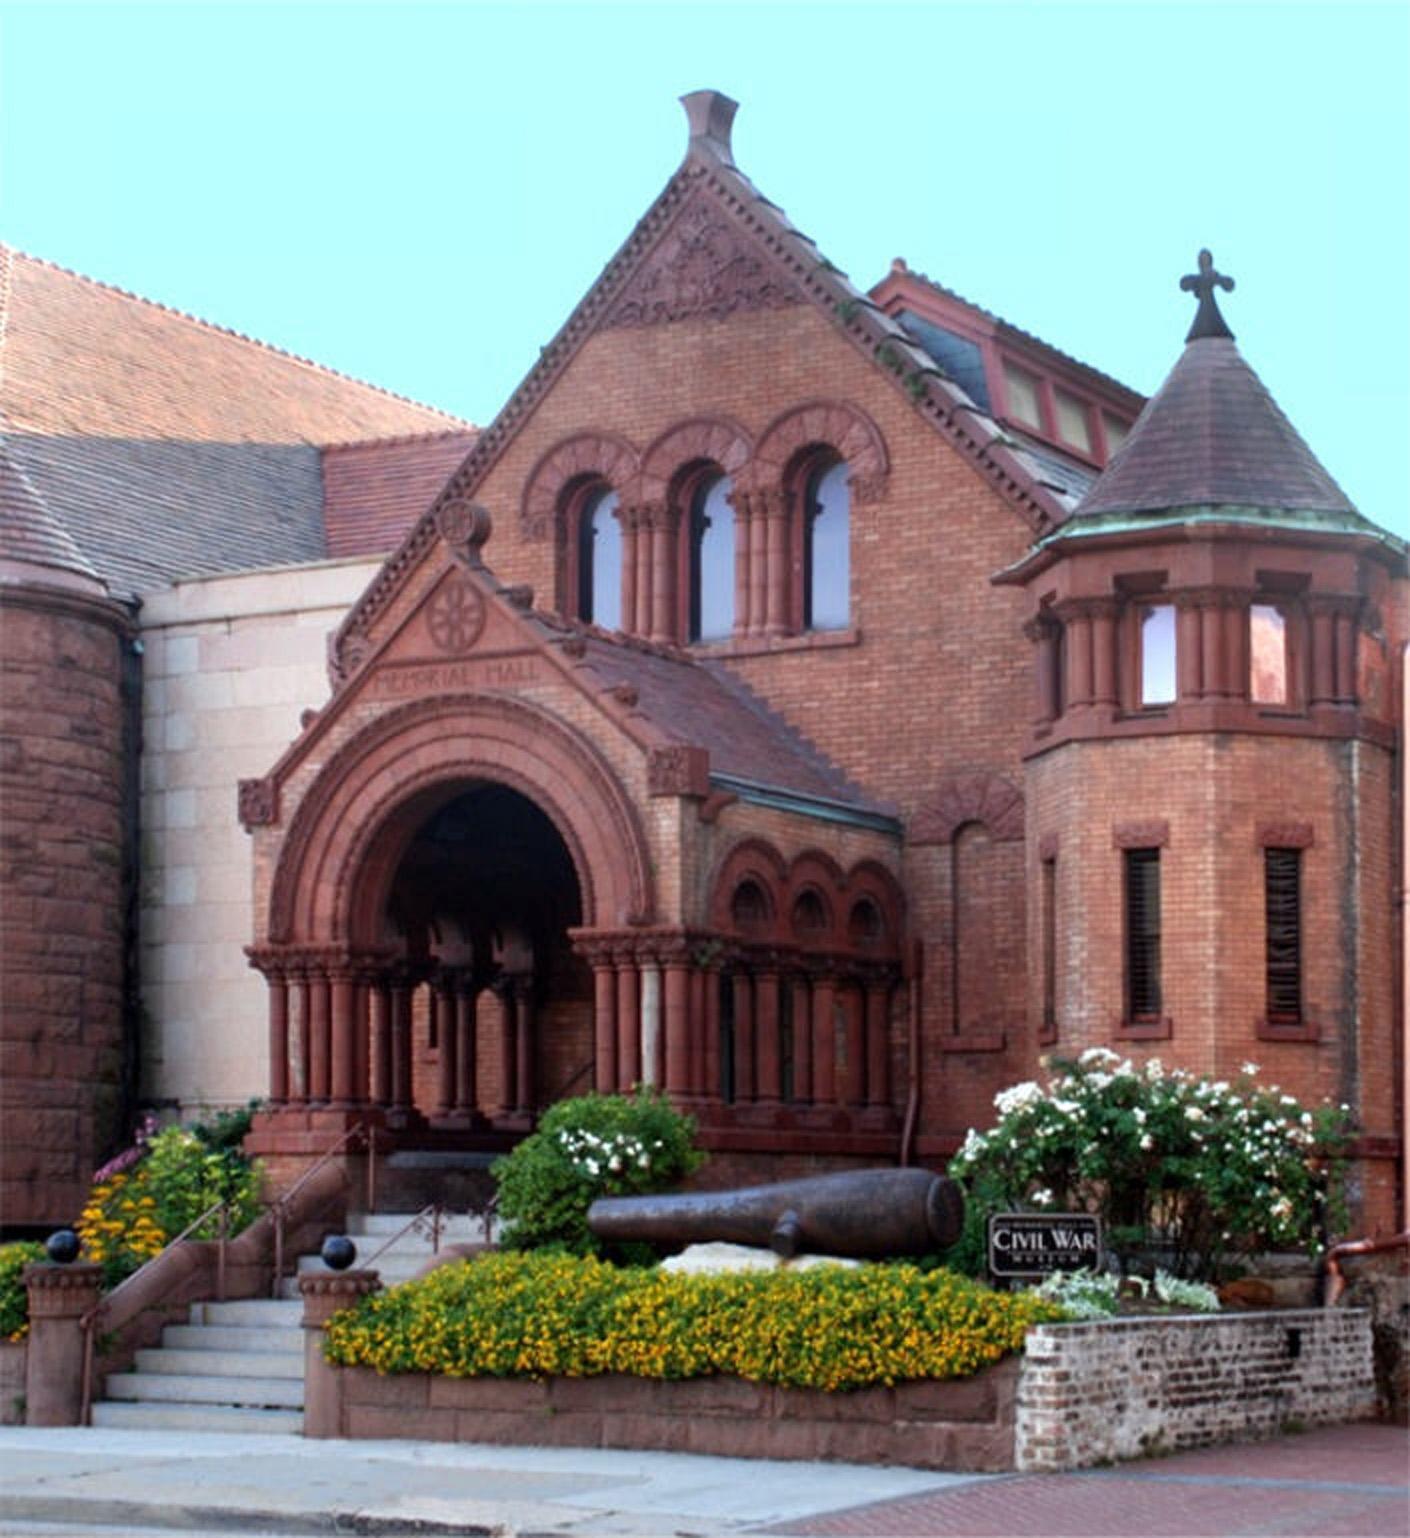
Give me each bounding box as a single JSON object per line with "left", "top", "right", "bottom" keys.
{"left": 587, "top": 1167, "right": 964, "bottom": 1260}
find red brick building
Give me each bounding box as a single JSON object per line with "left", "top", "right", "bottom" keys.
{"left": 3, "top": 93, "right": 1405, "bottom": 1233}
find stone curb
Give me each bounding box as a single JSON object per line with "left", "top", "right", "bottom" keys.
{"left": 0, "top": 1494, "right": 503, "bottom": 1535}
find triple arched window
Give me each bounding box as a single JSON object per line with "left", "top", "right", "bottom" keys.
{"left": 685, "top": 471, "right": 736, "bottom": 642}
{"left": 575, "top": 484, "right": 622, "bottom": 630}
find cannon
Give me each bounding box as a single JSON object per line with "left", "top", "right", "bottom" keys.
{"left": 587, "top": 1167, "right": 964, "bottom": 1260}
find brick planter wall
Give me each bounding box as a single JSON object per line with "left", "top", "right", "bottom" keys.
{"left": 0, "top": 1341, "right": 25, "bottom": 1425}
{"left": 1016, "top": 1310, "right": 1377, "bottom": 1471}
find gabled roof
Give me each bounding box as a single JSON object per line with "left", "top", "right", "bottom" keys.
{"left": 335, "top": 93, "right": 1087, "bottom": 656}
{"left": 0, "top": 246, "right": 474, "bottom": 596}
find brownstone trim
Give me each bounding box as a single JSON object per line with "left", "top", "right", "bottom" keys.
{"left": 747, "top": 398, "right": 889, "bottom": 500}
{"left": 939, "top": 1031, "right": 1008, "bottom": 1054}
{"left": 520, "top": 430, "right": 640, "bottom": 541}
{"left": 639, "top": 416, "right": 752, "bottom": 505}
{"left": 1116, "top": 1016, "right": 1173, "bottom": 1041}
{"left": 1112, "top": 820, "right": 1170, "bottom": 849}
{"left": 910, "top": 772, "right": 1025, "bottom": 846}
{"left": 1257, "top": 821, "right": 1314, "bottom": 849}
{"left": 1256, "top": 1017, "right": 1321, "bottom": 1043}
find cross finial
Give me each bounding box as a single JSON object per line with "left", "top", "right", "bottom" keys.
{"left": 1180, "top": 249, "right": 1235, "bottom": 341}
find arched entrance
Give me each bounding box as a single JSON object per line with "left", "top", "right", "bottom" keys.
{"left": 246, "top": 693, "right": 655, "bottom": 1154}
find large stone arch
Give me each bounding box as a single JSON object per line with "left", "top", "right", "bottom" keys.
{"left": 268, "top": 693, "right": 654, "bottom": 945}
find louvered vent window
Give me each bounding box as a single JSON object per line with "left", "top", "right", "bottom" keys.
{"left": 1125, "top": 848, "right": 1162, "bottom": 1020}
{"left": 1265, "top": 848, "right": 1302, "bottom": 1022}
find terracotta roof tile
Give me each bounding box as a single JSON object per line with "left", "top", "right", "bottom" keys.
{"left": 0, "top": 247, "right": 474, "bottom": 595}
{"left": 322, "top": 432, "right": 479, "bottom": 559}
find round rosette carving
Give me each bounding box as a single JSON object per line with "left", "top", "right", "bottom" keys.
{"left": 427, "top": 573, "right": 487, "bottom": 655}
{"left": 436, "top": 499, "right": 492, "bottom": 561}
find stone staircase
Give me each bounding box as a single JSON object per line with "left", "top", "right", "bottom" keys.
{"left": 91, "top": 1209, "right": 495, "bottom": 1433}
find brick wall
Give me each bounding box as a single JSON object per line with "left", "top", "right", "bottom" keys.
{"left": 1015, "top": 1309, "right": 1376, "bottom": 1472}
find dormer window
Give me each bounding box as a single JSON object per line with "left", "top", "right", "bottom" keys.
{"left": 1054, "top": 388, "right": 1094, "bottom": 455}
{"left": 1003, "top": 362, "right": 1043, "bottom": 430}
{"left": 1102, "top": 413, "right": 1130, "bottom": 456}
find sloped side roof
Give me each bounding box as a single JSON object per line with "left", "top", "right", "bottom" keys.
{"left": 561, "top": 625, "right": 891, "bottom": 816}
{"left": 0, "top": 247, "right": 474, "bottom": 595}
{"left": 322, "top": 432, "right": 479, "bottom": 558}
{"left": 1077, "top": 336, "right": 1357, "bottom": 520}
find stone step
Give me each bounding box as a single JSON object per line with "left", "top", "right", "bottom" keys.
{"left": 90, "top": 1400, "right": 303, "bottom": 1434}
{"left": 190, "top": 1298, "right": 302, "bottom": 1327}
{"left": 161, "top": 1323, "right": 304, "bottom": 1354}
{"left": 134, "top": 1347, "right": 302, "bottom": 1378}
{"left": 104, "top": 1371, "right": 304, "bottom": 1408}
{"left": 353, "top": 1210, "right": 491, "bottom": 1237}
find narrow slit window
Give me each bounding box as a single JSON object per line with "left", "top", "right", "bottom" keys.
{"left": 688, "top": 473, "right": 734, "bottom": 642}
{"left": 1265, "top": 848, "right": 1302, "bottom": 1022}
{"left": 1140, "top": 603, "right": 1177, "bottom": 705}
{"left": 804, "top": 460, "right": 850, "bottom": 631}
{"left": 1125, "top": 848, "right": 1162, "bottom": 1020}
{"left": 1250, "top": 604, "right": 1288, "bottom": 705}
{"left": 1041, "top": 855, "right": 1057, "bottom": 1035}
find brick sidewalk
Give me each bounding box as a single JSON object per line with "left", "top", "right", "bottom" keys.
{"left": 763, "top": 1422, "right": 1409, "bottom": 1537}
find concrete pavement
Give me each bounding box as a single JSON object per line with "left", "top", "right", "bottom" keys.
{"left": 0, "top": 1420, "right": 1404, "bottom": 1536}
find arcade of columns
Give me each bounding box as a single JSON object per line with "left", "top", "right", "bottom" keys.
{"left": 612, "top": 487, "right": 802, "bottom": 643}
{"left": 246, "top": 931, "right": 899, "bottom": 1131}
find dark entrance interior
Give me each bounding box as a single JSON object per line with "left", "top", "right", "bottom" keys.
{"left": 382, "top": 783, "right": 591, "bottom": 1135}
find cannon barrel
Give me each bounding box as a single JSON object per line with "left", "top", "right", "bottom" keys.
{"left": 587, "top": 1167, "right": 964, "bottom": 1259}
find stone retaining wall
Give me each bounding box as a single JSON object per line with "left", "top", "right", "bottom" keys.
{"left": 1016, "top": 1310, "right": 1376, "bottom": 1471}
{"left": 0, "top": 1341, "right": 25, "bottom": 1425}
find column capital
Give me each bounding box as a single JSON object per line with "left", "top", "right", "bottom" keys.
{"left": 299, "top": 1270, "right": 380, "bottom": 1329}
{"left": 24, "top": 1263, "right": 104, "bottom": 1318}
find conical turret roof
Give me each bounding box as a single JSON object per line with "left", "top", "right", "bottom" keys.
{"left": 0, "top": 434, "right": 106, "bottom": 590}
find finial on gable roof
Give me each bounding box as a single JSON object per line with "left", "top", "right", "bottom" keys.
{"left": 681, "top": 90, "right": 738, "bottom": 166}
{"left": 1180, "top": 248, "right": 1235, "bottom": 342}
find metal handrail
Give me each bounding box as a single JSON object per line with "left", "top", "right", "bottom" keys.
{"left": 1323, "top": 1230, "right": 1410, "bottom": 1305}
{"left": 353, "top": 1193, "right": 500, "bottom": 1276}
{"left": 269, "top": 1123, "right": 373, "bottom": 1296}
{"left": 78, "top": 1194, "right": 234, "bottom": 1426}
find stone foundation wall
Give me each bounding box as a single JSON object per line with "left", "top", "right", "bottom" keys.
{"left": 0, "top": 1341, "right": 26, "bottom": 1425}
{"left": 1015, "top": 1310, "right": 1376, "bottom": 1471}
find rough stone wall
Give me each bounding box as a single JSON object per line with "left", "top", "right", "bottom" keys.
{"left": 1015, "top": 1310, "right": 1376, "bottom": 1472}
{"left": 0, "top": 584, "right": 132, "bottom": 1225}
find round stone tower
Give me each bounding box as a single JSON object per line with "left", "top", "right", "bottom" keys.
{"left": 1, "top": 438, "right": 136, "bottom": 1227}
{"left": 1000, "top": 254, "right": 1407, "bottom": 1230}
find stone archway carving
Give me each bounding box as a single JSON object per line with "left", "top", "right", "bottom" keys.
{"left": 268, "top": 693, "right": 654, "bottom": 945}
{"left": 909, "top": 771, "right": 1025, "bottom": 846}
{"left": 749, "top": 399, "right": 889, "bottom": 500}
{"left": 638, "top": 416, "right": 752, "bottom": 504}
{"left": 521, "top": 430, "right": 641, "bottom": 541}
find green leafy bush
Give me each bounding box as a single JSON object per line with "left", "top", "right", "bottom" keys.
{"left": 951, "top": 1051, "right": 1350, "bottom": 1279}
{"left": 0, "top": 1242, "right": 46, "bottom": 1341}
{"left": 491, "top": 1089, "right": 703, "bottom": 1258}
{"left": 78, "top": 1124, "right": 264, "bottom": 1287}
{"left": 324, "top": 1250, "right": 1061, "bottom": 1390}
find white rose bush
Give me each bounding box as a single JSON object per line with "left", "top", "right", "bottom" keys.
{"left": 492, "top": 1089, "right": 703, "bottom": 1260}
{"left": 949, "top": 1050, "right": 1351, "bottom": 1279}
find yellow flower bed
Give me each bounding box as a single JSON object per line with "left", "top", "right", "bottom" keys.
{"left": 323, "top": 1252, "right": 1061, "bottom": 1392}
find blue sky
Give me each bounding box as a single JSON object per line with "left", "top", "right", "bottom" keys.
{"left": 2, "top": 1, "right": 1406, "bottom": 533}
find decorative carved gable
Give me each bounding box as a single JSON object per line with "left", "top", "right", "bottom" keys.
{"left": 603, "top": 194, "right": 804, "bottom": 329}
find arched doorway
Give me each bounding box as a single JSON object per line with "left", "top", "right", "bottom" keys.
{"left": 374, "top": 781, "right": 590, "bottom": 1132}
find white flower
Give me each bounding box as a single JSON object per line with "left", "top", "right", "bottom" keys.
{"left": 637, "top": 1155, "right": 651, "bottom": 1169}
{"left": 1241, "top": 1062, "right": 1261, "bottom": 1077}
{"left": 1031, "top": 1188, "right": 1054, "bottom": 1207}
{"left": 1140, "top": 1133, "right": 1154, "bottom": 1151}
{"left": 608, "top": 1155, "right": 622, "bottom": 1173}
{"left": 1079, "top": 1047, "right": 1121, "bottom": 1067}
{"left": 995, "top": 1081, "right": 1044, "bottom": 1116}
{"left": 1132, "top": 1107, "right": 1147, "bottom": 1124}
{"left": 1185, "top": 1105, "right": 1205, "bottom": 1122}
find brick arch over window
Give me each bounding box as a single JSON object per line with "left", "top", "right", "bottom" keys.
{"left": 267, "top": 694, "right": 654, "bottom": 945}
{"left": 749, "top": 399, "right": 889, "bottom": 500}
{"left": 842, "top": 859, "right": 906, "bottom": 955}
{"left": 521, "top": 431, "right": 640, "bottom": 540}
{"left": 638, "top": 417, "right": 751, "bottom": 505}
{"left": 909, "top": 772, "right": 1025, "bottom": 846}
{"left": 708, "top": 837, "right": 788, "bottom": 939}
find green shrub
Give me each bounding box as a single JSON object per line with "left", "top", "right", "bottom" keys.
{"left": 0, "top": 1242, "right": 46, "bottom": 1341}
{"left": 491, "top": 1089, "right": 703, "bottom": 1258}
{"left": 324, "top": 1250, "right": 1062, "bottom": 1391}
{"left": 951, "top": 1051, "right": 1351, "bottom": 1280}
{"left": 78, "top": 1124, "right": 264, "bottom": 1287}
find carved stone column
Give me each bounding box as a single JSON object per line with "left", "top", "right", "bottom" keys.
{"left": 648, "top": 507, "right": 675, "bottom": 643}
{"left": 864, "top": 977, "right": 892, "bottom": 1108}
{"left": 615, "top": 952, "right": 641, "bottom": 1091}
{"left": 291, "top": 965, "right": 311, "bottom": 1105}
{"left": 1089, "top": 599, "right": 1118, "bottom": 709}
{"left": 434, "top": 971, "right": 459, "bottom": 1119}
{"left": 764, "top": 490, "right": 789, "bottom": 636}
{"left": 640, "top": 962, "right": 662, "bottom": 1088}
{"left": 732, "top": 970, "right": 755, "bottom": 1103}
{"left": 264, "top": 966, "right": 290, "bottom": 1106}
{"left": 663, "top": 949, "right": 691, "bottom": 1098}
{"left": 620, "top": 506, "right": 640, "bottom": 637}
{"left": 387, "top": 971, "right": 414, "bottom": 1127}
{"left": 1060, "top": 603, "right": 1093, "bottom": 710}
{"left": 307, "top": 961, "right": 332, "bottom": 1105}
{"left": 754, "top": 968, "right": 781, "bottom": 1105}
{"left": 842, "top": 983, "right": 865, "bottom": 1106}
{"left": 1176, "top": 594, "right": 1203, "bottom": 699}
{"left": 352, "top": 971, "right": 371, "bottom": 1109}
{"left": 729, "top": 487, "right": 753, "bottom": 635}
{"left": 687, "top": 963, "right": 707, "bottom": 1100}
{"left": 810, "top": 974, "right": 837, "bottom": 1105}
{"left": 1310, "top": 598, "right": 1337, "bottom": 705}
{"left": 791, "top": 975, "right": 812, "bottom": 1104}
{"left": 369, "top": 975, "right": 392, "bottom": 1108}
{"left": 590, "top": 953, "right": 617, "bottom": 1094}
{"left": 329, "top": 960, "right": 357, "bottom": 1108}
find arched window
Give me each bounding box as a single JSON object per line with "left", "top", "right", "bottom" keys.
{"left": 575, "top": 485, "right": 621, "bottom": 629}
{"left": 803, "top": 459, "right": 850, "bottom": 631}
{"left": 687, "top": 472, "right": 734, "bottom": 642}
